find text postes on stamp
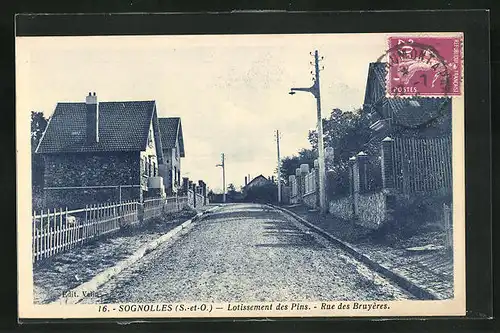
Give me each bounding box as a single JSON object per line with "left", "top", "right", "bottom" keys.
{"left": 386, "top": 35, "right": 463, "bottom": 97}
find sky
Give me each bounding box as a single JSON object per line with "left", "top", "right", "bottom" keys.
{"left": 16, "top": 34, "right": 387, "bottom": 192}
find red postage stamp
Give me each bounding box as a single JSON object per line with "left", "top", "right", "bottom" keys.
{"left": 386, "top": 34, "right": 463, "bottom": 97}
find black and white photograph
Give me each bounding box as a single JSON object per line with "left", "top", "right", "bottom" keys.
{"left": 16, "top": 32, "right": 465, "bottom": 319}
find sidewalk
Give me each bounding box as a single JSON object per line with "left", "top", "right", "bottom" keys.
{"left": 33, "top": 204, "right": 216, "bottom": 304}
{"left": 280, "top": 204, "right": 454, "bottom": 300}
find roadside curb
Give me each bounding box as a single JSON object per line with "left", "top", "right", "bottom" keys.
{"left": 271, "top": 204, "right": 439, "bottom": 301}
{"left": 52, "top": 205, "right": 222, "bottom": 305}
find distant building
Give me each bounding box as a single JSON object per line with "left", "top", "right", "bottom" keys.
{"left": 35, "top": 92, "right": 165, "bottom": 209}
{"left": 242, "top": 175, "right": 277, "bottom": 203}
{"left": 158, "top": 117, "right": 185, "bottom": 195}
{"left": 243, "top": 175, "right": 272, "bottom": 191}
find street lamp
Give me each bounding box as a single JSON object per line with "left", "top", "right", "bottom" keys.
{"left": 289, "top": 50, "right": 327, "bottom": 214}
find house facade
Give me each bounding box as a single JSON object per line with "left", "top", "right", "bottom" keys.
{"left": 158, "top": 117, "right": 185, "bottom": 195}
{"left": 326, "top": 62, "right": 453, "bottom": 228}
{"left": 244, "top": 175, "right": 272, "bottom": 191}
{"left": 35, "top": 92, "right": 165, "bottom": 209}
{"left": 360, "top": 62, "right": 452, "bottom": 196}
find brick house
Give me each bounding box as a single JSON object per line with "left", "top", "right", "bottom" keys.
{"left": 35, "top": 92, "right": 165, "bottom": 209}
{"left": 158, "top": 117, "right": 185, "bottom": 195}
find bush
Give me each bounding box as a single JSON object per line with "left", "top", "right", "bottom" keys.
{"left": 372, "top": 193, "right": 452, "bottom": 243}
{"left": 243, "top": 183, "right": 278, "bottom": 204}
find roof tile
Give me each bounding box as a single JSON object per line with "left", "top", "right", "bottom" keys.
{"left": 37, "top": 101, "right": 156, "bottom": 153}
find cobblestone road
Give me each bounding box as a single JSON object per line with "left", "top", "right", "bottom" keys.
{"left": 82, "top": 203, "right": 413, "bottom": 303}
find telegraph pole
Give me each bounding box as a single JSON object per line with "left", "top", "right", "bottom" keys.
{"left": 275, "top": 130, "right": 282, "bottom": 204}
{"left": 289, "top": 50, "right": 327, "bottom": 214}
{"left": 216, "top": 153, "right": 226, "bottom": 203}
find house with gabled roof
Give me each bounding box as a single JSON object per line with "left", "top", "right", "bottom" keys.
{"left": 362, "top": 62, "right": 452, "bottom": 143}
{"left": 158, "top": 117, "right": 185, "bottom": 195}
{"left": 327, "top": 63, "right": 453, "bottom": 229}
{"left": 360, "top": 62, "right": 453, "bottom": 196}
{"left": 243, "top": 175, "right": 272, "bottom": 190}
{"left": 35, "top": 92, "right": 166, "bottom": 209}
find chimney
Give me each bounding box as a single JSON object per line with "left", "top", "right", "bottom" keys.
{"left": 85, "top": 92, "right": 99, "bottom": 144}
{"left": 244, "top": 176, "right": 248, "bottom": 186}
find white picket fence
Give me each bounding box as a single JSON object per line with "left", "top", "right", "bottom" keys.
{"left": 32, "top": 196, "right": 189, "bottom": 263}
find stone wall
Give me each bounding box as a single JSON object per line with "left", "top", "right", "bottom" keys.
{"left": 44, "top": 186, "right": 141, "bottom": 210}
{"left": 188, "top": 189, "right": 195, "bottom": 207}
{"left": 42, "top": 152, "right": 141, "bottom": 209}
{"left": 195, "top": 193, "right": 204, "bottom": 207}
{"left": 303, "top": 191, "right": 317, "bottom": 209}
{"left": 281, "top": 186, "right": 291, "bottom": 204}
{"left": 328, "top": 196, "right": 354, "bottom": 220}
{"left": 355, "top": 191, "right": 387, "bottom": 229}
{"left": 43, "top": 152, "right": 140, "bottom": 187}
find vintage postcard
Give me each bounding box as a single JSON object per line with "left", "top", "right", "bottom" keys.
{"left": 16, "top": 32, "right": 465, "bottom": 319}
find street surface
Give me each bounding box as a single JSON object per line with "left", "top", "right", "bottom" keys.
{"left": 83, "top": 203, "right": 412, "bottom": 303}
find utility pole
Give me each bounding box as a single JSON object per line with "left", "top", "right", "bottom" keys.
{"left": 289, "top": 50, "right": 327, "bottom": 214}
{"left": 216, "top": 153, "right": 226, "bottom": 203}
{"left": 275, "top": 130, "right": 282, "bottom": 204}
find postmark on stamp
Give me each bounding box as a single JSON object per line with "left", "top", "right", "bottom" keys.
{"left": 385, "top": 35, "right": 463, "bottom": 97}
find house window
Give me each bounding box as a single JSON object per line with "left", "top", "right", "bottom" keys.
{"left": 153, "top": 162, "right": 156, "bottom": 176}
{"left": 148, "top": 157, "right": 152, "bottom": 177}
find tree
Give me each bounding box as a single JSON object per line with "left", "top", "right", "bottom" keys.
{"left": 308, "top": 108, "right": 374, "bottom": 165}
{"left": 31, "top": 111, "right": 48, "bottom": 209}
{"left": 243, "top": 183, "right": 277, "bottom": 204}
{"left": 281, "top": 107, "right": 374, "bottom": 197}
{"left": 227, "top": 183, "right": 236, "bottom": 192}
{"left": 310, "top": 108, "right": 375, "bottom": 197}
{"left": 279, "top": 148, "right": 316, "bottom": 184}
{"left": 226, "top": 183, "right": 243, "bottom": 203}
{"left": 31, "top": 111, "right": 48, "bottom": 153}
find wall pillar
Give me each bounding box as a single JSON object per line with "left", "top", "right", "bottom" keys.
{"left": 191, "top": 183, "right": 197, "bottom": 207}
{"left": 299, "top": 163, "right": 309, "bottom": 203}
{"left": 295, "top": 168, "right": 302, "bottom": 202}
{"left": 182, "top": 177, "right": 189, "bottom": 195}
{"left": 200, "top": 181, "right": 207, "bottom": 205}
{"left": 356, "top": 151, "right": 368, "bottom": 194}
{"left": 314, "top": 159, "right": 320, "bottom": 208}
